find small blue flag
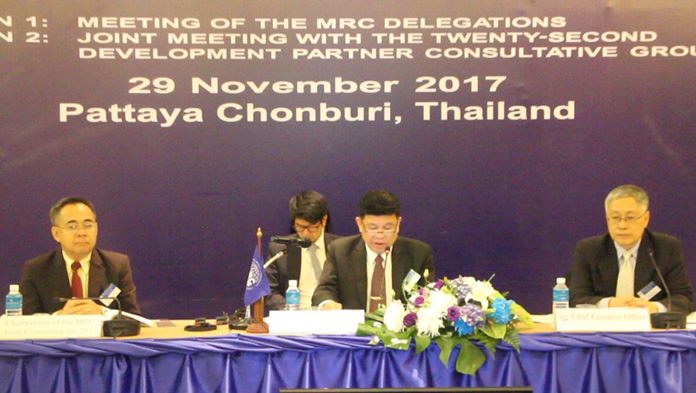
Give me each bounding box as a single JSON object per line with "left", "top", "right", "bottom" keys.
{"left": 244, "top": 245, "right": 271, "bottom": 306}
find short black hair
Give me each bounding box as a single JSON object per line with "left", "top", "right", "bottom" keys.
{"left": 358, "top": 189, "right": 401, "bottom": 218}
{"left": 289, "top": 190, "right": 330, "bottom": 226}
{"left": 50, "top": 197, "right": 96, "bottom": 225}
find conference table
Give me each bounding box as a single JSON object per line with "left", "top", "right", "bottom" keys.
{"left": 1, "top": 320, "right": 695, "bottom": 393}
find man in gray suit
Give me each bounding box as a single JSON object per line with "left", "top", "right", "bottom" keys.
{"left": 313, "top": 190, "right": 434, "bottom": 311}
{"left": 570, "top": 185, "right": 693, "bottom": 313}
{"left": 266, "top": 190, "right": 339, "bottom": 310}
{"left": 20, "top": 197, "right": 141, "bottom": 315}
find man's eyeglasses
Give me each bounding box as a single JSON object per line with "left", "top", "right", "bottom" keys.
{"left": 606, "top": 211, "right": 647, "bottom": 225}
{"left": 55, "top": 221, "right": 97, "bottom": 232}
{"left": 363, "top": 226, "right": 398, "bottom": 235}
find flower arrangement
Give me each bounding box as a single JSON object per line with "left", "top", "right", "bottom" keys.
{"left": 357, "top": 271, "right": 532, "bottom": 375}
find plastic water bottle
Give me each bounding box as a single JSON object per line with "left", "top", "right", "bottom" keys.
{"left": 552, "top": 277, "right": 570, "bottom": 313}
{"left": 285, "top": 280, "right": 300, "bottom": 311}
{"left": 5, "top": 284, "right": 22, "bottom": 316}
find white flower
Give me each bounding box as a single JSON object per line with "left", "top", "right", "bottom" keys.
{"left": 416, "top": 306, "right": 444, "bottom": 337}
{"left": 383, "top": 302, "right": 407, "bottom": 332}
{"left": 466, "top": 279, "right": 495, "bottom": 310}
{"left": 427, "top": 289, "right": 458, "bottom": 315}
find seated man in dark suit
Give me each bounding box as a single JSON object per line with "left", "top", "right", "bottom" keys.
{"left": 570, "top": 184, "right": 693, "bottom": 313}
{"left": 20, "top": 196, "right": 141, "bottom": 315}
{"left": 266, "top": 190, "right": 339, "bottom": 310}
{"left": 312, "top": 189, "right": 435, "bottom": 311}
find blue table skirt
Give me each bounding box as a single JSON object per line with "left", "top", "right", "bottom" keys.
{"left": 1, "top": 331, "right": 696, "bottom": 393}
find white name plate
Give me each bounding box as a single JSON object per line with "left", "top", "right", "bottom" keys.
{"left": 554, "top": 307, "right": 651, "bottom": 332}
{"left": 267, "top": 310, "right": 364, "bottom": 335}
{"left": 0, "top": 314, "right": 104, "bottom": 340}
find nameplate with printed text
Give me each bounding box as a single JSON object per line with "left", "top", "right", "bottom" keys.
{"left": 0, "top": 314, "right": 105, "bottom": 339}
{"left": 267, "top": 310, "right": 364, "bottom": 335}
{"left": 554, "top": 307, "right": 651, "bottom": 332}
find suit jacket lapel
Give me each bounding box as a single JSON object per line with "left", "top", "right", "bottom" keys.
{"left": 634, "top": 235, "right": 655, "bottom": 292}
{"left": 598, "top": 237, "right": 619, "bottom": 296}
{"left": 352, "top": 239, "right": 368, "bottom": 309}
{"left": 52, "top": 251, "right": 72, "bottom": 296}
{"left": 323, "top": 235, "right": 336, "bottom": 249}
{"left": 89, "top": 250, "right": 108, "bottom": 297}
{"left": 391, "top": 240, "right": 408, "bottom": 301}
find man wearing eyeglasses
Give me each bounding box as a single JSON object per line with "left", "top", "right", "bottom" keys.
{"left": 19, "top": 197, "right": 141, "bottom": 315}
{"left": 312, "top": 189, "right": 435, "bottom": 311}
{"left": 266, "top": 191, "right": 339, "bottom": 311}
{"left": 570, "top": 185, "right": 693, "bottom": 313}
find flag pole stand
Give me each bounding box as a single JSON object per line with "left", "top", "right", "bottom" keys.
{"left": 247, "top": 227, "right": 269, "bottom": 334}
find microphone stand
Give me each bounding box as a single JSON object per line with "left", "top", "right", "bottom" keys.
{"left": 648, "top": 250, "right": 686, "bottom": 329}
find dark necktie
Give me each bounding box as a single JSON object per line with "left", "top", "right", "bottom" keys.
{"left": 71, "top": 261, "right": 84, "bottom": 298}
{"left": 369, "top": 254, "right": 385, "bottom": 313}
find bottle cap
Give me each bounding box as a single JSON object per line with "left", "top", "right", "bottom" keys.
{"left": 556, "top": 277, "right": 566, "bottom": 284}
{"left": 9, "top": 284, "right": 19, "bottom": 292}
{"left": 289, "top": 280, "right": 298, "bottom": 287}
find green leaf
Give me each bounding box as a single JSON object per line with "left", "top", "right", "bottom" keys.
{"left": 511, "top": 303, "right": 533, "bottom": 326}
{"left": 435, "top": 336, "right": 455, "bottom": 366}
{"left": 504, "top": 329, "right": 521, "bottom": 352}
{"left": 414, "top": 334, "right": 431, "bottom": 353}
{"left": 480, "top": 321, "right": 506, "bottom": 339}
{"left": 364, "top": 308, "right": 385, "bottom": 323}
{"left": 356, "top": 322, "right": 383, "bottom": 337}
{"left": 472, "top": 331, "right": 499, "bottom": 358}
{"left": 383, "top": 331, "right": 412, "bottom": 350}
{"left": 455, "top": 338, "right": 487, "bottom": 375}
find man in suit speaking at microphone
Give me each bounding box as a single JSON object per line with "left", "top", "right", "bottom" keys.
{"left": 266, "top": 190, "right": 339, "bottom": 311}
{"left": 20, "top": 197, "right": 141, "bottom": 315}
{"left": 313, "top": 189, "right": 435, "bottom": 312}
{"left": 570, "top": 184, "right": 693, "bottom": 313}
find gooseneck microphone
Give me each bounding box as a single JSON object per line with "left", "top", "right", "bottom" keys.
{"left": 647, "top": 249, "right": 686, "bottom": 329}
{"left": 271, "top": 236, "right": 312, "bottom": 248}
{"left": 57, "top": 296, "right": 141, "bottom": 337}
{"left": 264, "top": 249, "right": 286, "bottom": 269}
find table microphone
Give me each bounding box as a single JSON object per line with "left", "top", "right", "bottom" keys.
{"left": 647, "top": 249, "right": 686, "bottom": 329}
{"left": 271, "top": 236, "right": 312, "bottom": 248}
{"left": 58, "top": 296, "right": 141, "bottom": 337}
{"left": 264, "top": 249, "right": 286, "bottom": 269}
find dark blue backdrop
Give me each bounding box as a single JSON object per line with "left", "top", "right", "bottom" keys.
{"left": 1, "top": 1, "right": 695, "bottom": 318}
